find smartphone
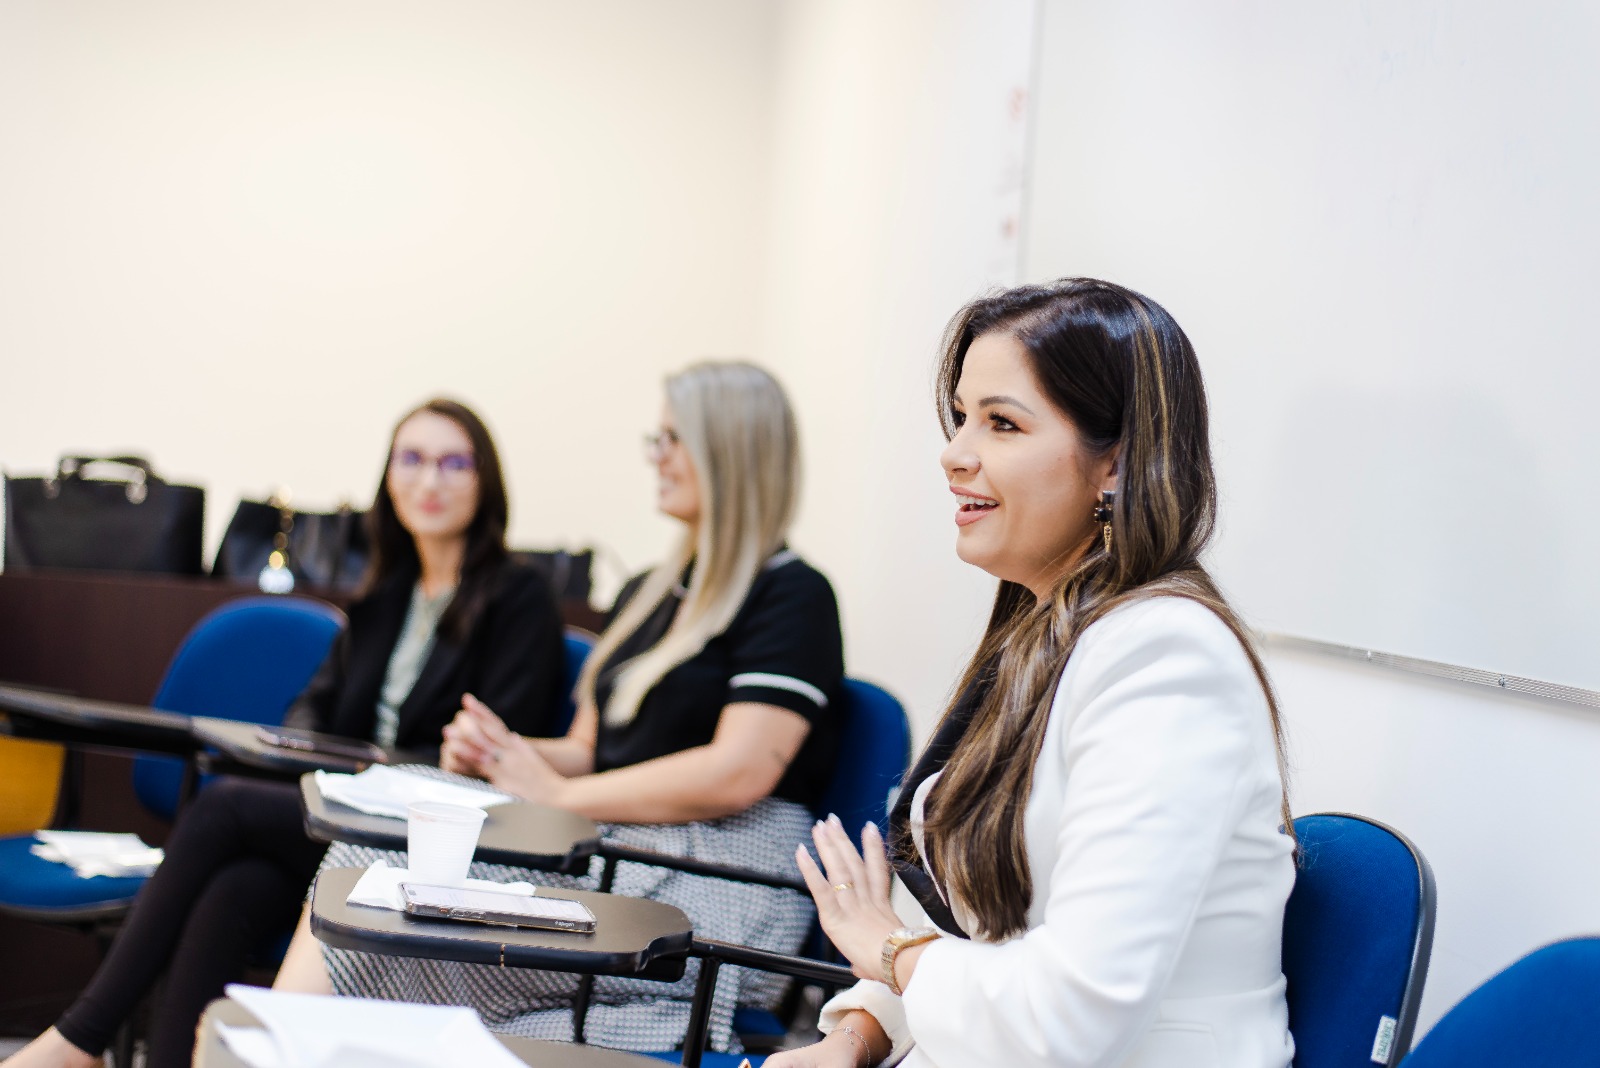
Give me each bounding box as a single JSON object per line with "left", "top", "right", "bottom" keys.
{"left": 254, "top": 725, "right": 386, "bottom": 764}
{"left": 399, "top": 883, "right": 598, "bottom": 933}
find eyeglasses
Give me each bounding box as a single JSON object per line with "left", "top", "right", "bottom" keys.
{"left": 391, "top": 449, "right": 477, "bottom": 482}
{"left": 643, "top": 428, "right": 682, "bottom": 459}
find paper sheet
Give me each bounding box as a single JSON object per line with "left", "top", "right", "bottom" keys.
{"left": 344, "top": 860, "right": 536, "bottom": 911}
{"left": 219, "top": 985, "right": 525, "bottom": 1068}
{"left": 31, "top": 831, "right": 163, "bottom": 878}
{"left": 313, "top": 765, "right": 514, "bottom": 820}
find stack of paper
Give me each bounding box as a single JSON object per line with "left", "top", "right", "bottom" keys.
{"left": 314, "top": 765, "right": 514, "bottom": 820}
{"left": 31, "top": 831, "right": 163, "bottom": 878}
{"left": 216, "top": 985, "right": 525, "bottom": 1068}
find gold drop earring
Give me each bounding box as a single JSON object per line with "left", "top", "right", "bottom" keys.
{"left": 1092, "top": 490, "right": 1115, "bottom": 554}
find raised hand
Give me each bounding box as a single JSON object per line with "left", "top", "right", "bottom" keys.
{"left": 795, "top": 815, "right": 905, "bottom": 983}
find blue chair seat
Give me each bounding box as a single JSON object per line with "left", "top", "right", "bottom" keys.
{"left": 1400, "top": 937, "right": 1600, "bottom": 1067}
{"left": 644, "top": 1054, "right": 763, "bottom": 1067}
{"left": 731, "top": 1006, "right": 785, "bottom": 1039}
{"left": 0, "top": 835, "right": 147, "bottom": 918}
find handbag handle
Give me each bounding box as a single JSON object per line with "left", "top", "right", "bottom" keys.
{"left": 51, "top": 455, "right": 157, "bottom": 504}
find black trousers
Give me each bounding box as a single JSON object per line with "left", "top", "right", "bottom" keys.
{"left": 55, "top": 776, "right": 328, "bottom": 1068}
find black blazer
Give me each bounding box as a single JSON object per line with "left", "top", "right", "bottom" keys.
{"left": 283, "top": 559, "right": 565, "bottom": 759}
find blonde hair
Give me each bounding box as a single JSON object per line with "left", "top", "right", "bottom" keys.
{"left": 578, "top": 361, "right": 801, "bottom": 726}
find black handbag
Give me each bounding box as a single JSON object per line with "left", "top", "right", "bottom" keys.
{"left": 212, "top": 497, "right": 369, "bottom": 593}
{"left": 512, "top": 548, "right": 594, "bottom": 603}
{"left": 3, "top": 455, "right": 206, "bottom": 575}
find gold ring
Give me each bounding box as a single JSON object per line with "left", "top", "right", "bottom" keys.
{"left": 832, "top": 882, "right": 853, "bottom": 892}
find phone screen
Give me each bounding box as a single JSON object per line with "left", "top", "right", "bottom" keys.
{"left": 255, "top": 726, "right": 384, "bottom": 762}
{"left": 403, "top": 884, "right": 594, "bottom": 924}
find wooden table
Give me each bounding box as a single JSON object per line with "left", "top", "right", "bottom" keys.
{"left": 310, "top": 866, "right": 692, "bottom": 982}
{"left": 300, "top": 772, "right": 601, "bottom": 874}
{"left": 194, "top": 996, "right": 662, "bottom": 1067}
{"left": 0, "top": 569, "right": 603, "bottom": 703}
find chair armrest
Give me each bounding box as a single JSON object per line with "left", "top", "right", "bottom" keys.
{"left": 596, "top": 842, "right": 808, "bottom": 894}
{"left": 673, "top": 939, "right": 855, "bottom": 1067}
{"left": 691, "top": 937, "right": 854, "bottom": 986}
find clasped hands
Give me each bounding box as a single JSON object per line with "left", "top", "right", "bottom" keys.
{"left": 439, "top": 693, "right": 567, "bottom": 805}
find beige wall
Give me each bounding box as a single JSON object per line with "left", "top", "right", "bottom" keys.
{"left": 0, "top": 0, "right": 781, "bottom": 584}
{"left": 759, "top": 0, "right": 1035, "bottom": 731}
{"left": 0, "top": 0, "right": 1036, "bottom": 739}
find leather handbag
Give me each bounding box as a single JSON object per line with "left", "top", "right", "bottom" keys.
{"left": 212, "top": 496, "right": 369, "bottom": 593}
{"left": 3, "top": 455, "right": 206, "bottom": 575}
{"left": 512, "top": 548, "right": 594, "bottom": 603}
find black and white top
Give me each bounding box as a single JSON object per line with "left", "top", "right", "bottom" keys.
{"left": 593, "top": 550, "right": 845, "bottom": 808}
{"left": 321, "top": 551, "right": 847, "bottom": 1053}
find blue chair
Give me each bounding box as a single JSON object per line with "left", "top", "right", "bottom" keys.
{"left": 1399, "top": 936, "right": 1600, "bottom": 1067}
{"left": 1284, "top": 813, "right": 1437, "bottom": 1068}
{"left": 553, "top": 627, "right": 598, "bottom": 736}
{"left": 724, "top": 679, "right": 910, "bottom": 1049}
{"left": 636, "top": 679, "right": 908, "bottom": 1065}
{"left": 817, "top": 678, "right": 914, "bottom": 838}
{"left": 556, "top": 677, "right": 910, "bottom": 1066}
{"left": 0, "top": 596, "right": 344, "bottom": 925}
{"left": 132, "top": 596, "right": 345, "bottom": 819}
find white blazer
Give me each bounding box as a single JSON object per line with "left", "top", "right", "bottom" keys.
{"left": 821, "top": 597, "right": 1296, "bottom": 1068}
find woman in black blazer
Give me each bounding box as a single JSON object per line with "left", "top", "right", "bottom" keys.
{"left": 7, "top": 399, "right": 564, "bottom": 1068}
{"left": 284, "top": 559, "right": 563, "bottom": 761}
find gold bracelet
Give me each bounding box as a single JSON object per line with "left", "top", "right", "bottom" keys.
{"left": 836, "top": 1023, "right": 874, "bottom": 1068}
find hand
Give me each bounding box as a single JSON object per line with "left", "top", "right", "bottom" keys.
{"left": 763, "top": 1030, "right": 871, "bottom": 1068}
{"left": 460, "top": 694, "right": 570, "bottom": 806}
{"left": 439, "top": 693, "right": 499, "bottom": 777}
{"left": 795, "top": 815, "right": 904, "bottom": 984}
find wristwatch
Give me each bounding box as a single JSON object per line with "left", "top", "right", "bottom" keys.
{"left": 880, "top": 925, "right": 940, "bottom": 995}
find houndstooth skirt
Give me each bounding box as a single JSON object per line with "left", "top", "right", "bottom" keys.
{"left": 315, "top": 767, "right": 817, "bottom": 1054}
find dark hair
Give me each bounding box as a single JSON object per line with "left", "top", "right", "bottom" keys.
{"left": 919, "top": 278, "right": 1291, "bottom": 939}
{"left": 363, "top": 398, "right": 510, "bottom": 643}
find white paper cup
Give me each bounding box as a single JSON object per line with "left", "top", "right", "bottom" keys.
{"left": 406, "top": 801, "right": 487, "bottom": 887}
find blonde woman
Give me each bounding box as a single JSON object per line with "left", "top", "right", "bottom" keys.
{"left": 276, "top": 361, "right": 845, "bottom": 1055}
{"left": 768, "top": 280, "right": 1295, "bottom": 1068}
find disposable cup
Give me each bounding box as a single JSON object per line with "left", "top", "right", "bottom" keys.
{"left": 406, "top": 801, "right": 487, "bottom": 887}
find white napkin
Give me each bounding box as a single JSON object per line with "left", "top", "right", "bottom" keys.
{"left": 217, "top": 984, "right": 525, "bottom": 1068}
{"left": 344, "top": 860, "right": 536, "bottom": 911}
{"left": 313, "top": 765, "right": 514, "bottom": 820}
{"left": 31, "top": 831, "right": 163, "bottom": 878}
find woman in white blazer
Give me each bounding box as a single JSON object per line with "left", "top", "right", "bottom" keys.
{"left": 768, "top": 279, "right": 1296, "bottom": 1068}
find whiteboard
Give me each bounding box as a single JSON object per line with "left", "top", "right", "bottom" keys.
{"left": 1023, "top": 1, "right": 1600, "bottom": 690}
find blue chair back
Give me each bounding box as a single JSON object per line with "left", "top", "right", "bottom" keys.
{"left": 1284, "top": 813, "right": 1436, "bottom": 1068}
{"left": 552, "top": 627, "right": 597, "bottom": 736}
{"left": 133, "top": 596, "right": 345, "bottom": 819}
{"left": 1399, "top": 936, "right": 1600, "bottom": 1067}
{"left": 815, "top": 678, "right": 911, "bottom": 835}
{"left": 732, "top": 677, "right": 910, "bottom": 1043}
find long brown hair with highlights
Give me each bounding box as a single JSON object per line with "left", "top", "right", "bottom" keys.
{"left": 919, "top": 278, "right": 1291, "bottom": 940}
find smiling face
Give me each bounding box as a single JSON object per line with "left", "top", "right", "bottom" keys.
{"left": 651, "top": 403, "right": 703, "bottom": 527}
{"left": 386, "top": 410, "right": 480, "bottom": 545}
{"left": 941, "top": 331, "right": 1118, "bottom": 599}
